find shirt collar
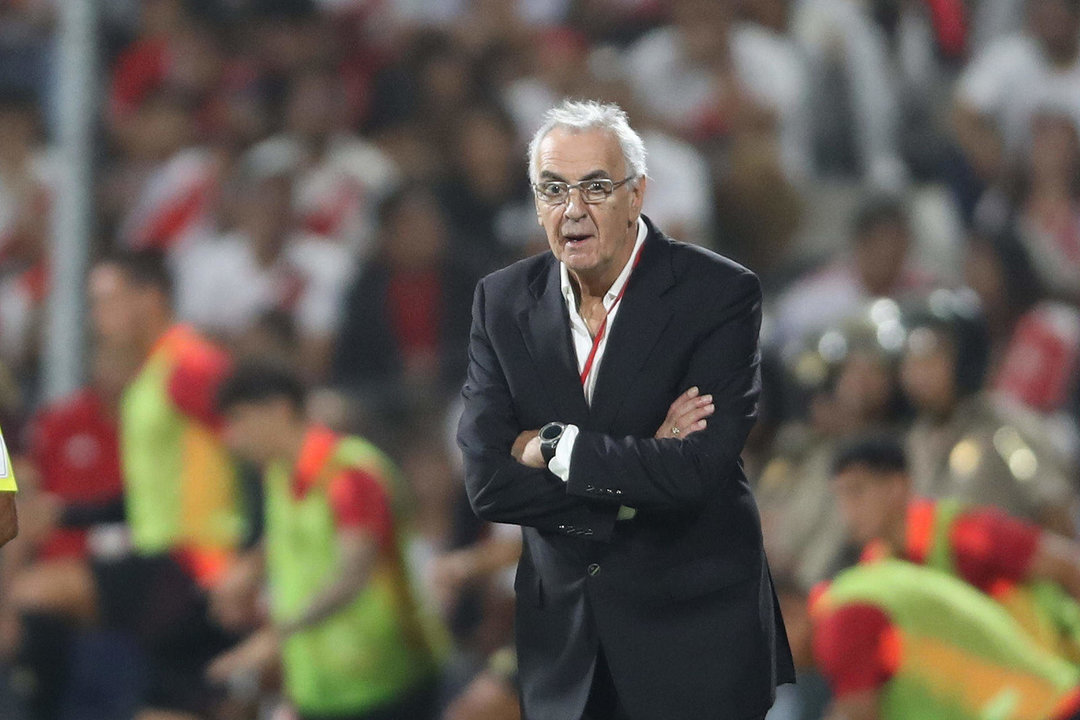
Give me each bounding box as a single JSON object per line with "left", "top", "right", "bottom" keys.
{"left": 292, "top": 425, "right": 339, "bottom": 497}
{"left": 560, "top": 217, "right": 648, "bottom": 309}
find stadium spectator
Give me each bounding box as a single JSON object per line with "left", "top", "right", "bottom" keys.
{"left": 900, "top": 289, "right": 1078, "bottom": 535}
{"left": 772, "top": 194, "right": 935, "bottom": 352}
{"left": 757, "top": 307, "right": 908, "bottom": 589}
{"left": 177, "top": 137, "right": 354, "bottom": 380}
{"left": 953, "top": 0, "right": 1080, "bottom": 193}
{"left": 332, "top": 184, "right": 476, "bottom": 402}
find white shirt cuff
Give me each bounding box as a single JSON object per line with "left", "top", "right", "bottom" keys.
{"left": 547, "top": 424, "right": 579, "bottom": 482}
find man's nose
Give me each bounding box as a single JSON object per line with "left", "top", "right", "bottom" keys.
{"left": 564, "top": 188, "right": 588, "bottom": 219}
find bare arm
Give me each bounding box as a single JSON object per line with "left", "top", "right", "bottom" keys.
{"left": 0, "top": 494, "right": 17, "bottom": 548}
{"left": 279, "top": 528, "right": 377, "bottom": 637}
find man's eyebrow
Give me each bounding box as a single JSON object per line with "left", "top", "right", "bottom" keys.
{"left": 537, "top": 169, "right": 612, "bottom": 182}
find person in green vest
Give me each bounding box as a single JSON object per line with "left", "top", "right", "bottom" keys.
{"left": 810, "top": 557, "right": 1080, "bottom": 720}
{"left": 0, "top": 425, "right": 17, "bottom": 547}
{"left": 7, "top": 249, "right": 248, "bottom": 720}
{"left": 831, "top": 433, "right": 1080, "bottom": 664}
{"left": 208, "top": 361, "right": 443, "bottom": 720}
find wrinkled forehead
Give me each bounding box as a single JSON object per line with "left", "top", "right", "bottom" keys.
{"left": 535, "top": 127, "right": 626, "bottom": 181}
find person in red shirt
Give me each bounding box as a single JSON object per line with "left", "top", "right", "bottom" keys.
{"left": 25, "top": 343, "right": 131, "bottom": 560}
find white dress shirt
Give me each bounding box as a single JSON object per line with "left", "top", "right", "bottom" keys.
{"left": 548, "top": 219, "right": 646, "bottom": 524}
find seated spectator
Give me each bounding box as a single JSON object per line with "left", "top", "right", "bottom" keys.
{"left": 953, "top": 0, "right": 1080, "bottom": 193}
{"left": 772, "top": 194, "right": 935, "bottom": 353}
{"left": 113, "top": 88, "right": 221, "bottom": 259}
{"left": 283, "top": 65, "right": 399, "bottom": 255}
{"left": 900, "top": 289, "right": 1078, "bottom": 535}
{"left": 177, "top": 138, "right": 354, "bottom": 381}
{"left": 0, "top": 86, "right": 52, "bottom": 271}
{"left": 964, "top": 227, "right": 1080, "bottom": 422}
{"left": 332, "top": 184, "right": 477, "bottom": 403}
{"left": 789, "top": 0, "right": 908, "bottom": 188}
{"left": 1017, "top": 110, "right": 1080, "bottom": 303}
{"left": 0, "top": 87, "right": 52, "bottom": 389}
{"left": 623, "top": 0, "right": 811, "bottom": 182}
{"left": 758, "top": 304, "right": 908, "bottom": 589}
{"left": 436, "top": 104, "right": 538, "bottom": 270}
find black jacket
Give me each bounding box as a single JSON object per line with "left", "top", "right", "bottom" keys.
{"left": 457, "top": 217, "right": 795, "bottom": 720}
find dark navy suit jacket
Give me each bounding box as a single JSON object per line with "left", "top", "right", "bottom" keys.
{"left": 457, "top": 216, "right": 796, "bottom": 720}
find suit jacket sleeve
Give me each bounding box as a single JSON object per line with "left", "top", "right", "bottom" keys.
{"left": 565, "top": 271, "right": 761, "bottom": 511}
{"left": 458, "top": 279, "right": 619, "bottom": 540}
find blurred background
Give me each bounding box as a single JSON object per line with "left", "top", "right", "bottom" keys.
{"left": 1, "top": 0, "right": 1080, "bottom": 718}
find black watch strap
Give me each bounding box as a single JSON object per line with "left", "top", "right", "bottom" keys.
{"left": 539, "top": 422, "right": 566, "bottom": 464}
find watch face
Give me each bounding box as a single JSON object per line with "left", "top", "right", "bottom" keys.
{"left": 540, "top": 423, "right": 563, "bottom": 441}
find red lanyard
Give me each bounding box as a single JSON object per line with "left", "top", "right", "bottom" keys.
{"left": 579, "top": 242, "right": 646, "bottom": 387}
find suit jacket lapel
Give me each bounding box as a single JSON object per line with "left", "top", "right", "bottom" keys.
{"left": 589, "top": 222, "right": 676, "bottom": 430}
{"left": 517, "top": 259, "right": 591, "bottom": 426}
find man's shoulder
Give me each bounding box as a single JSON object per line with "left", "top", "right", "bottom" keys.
{"left": 478, "top": 251, "right": 555, "bottom": 299}
{"left": 661, "top": 234, "right": 760, "bottom": 294}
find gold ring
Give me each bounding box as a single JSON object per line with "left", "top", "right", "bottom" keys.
{"left": 671, "top": 425, "right": 681, "bottom": 437}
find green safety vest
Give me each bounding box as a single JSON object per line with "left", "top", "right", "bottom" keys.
{"left": 916, "top": 498, "right": 1080, "bottom": 665}
{"left": 265, "top": 431, "right": 443, "bottom": 716}
{"left": 120, "top": 326, "right": 243, "bottom": 560}
{"left": 815, "top": 559, "right": 1080, "bottom": 720}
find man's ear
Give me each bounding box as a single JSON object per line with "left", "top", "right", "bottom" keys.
{"left": 631, "top": 175, "right": 647, "bottom": 218}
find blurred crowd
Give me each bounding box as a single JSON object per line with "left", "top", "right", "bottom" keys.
{"left": 1, "top": 0, "right": 1080, "bottom": 718}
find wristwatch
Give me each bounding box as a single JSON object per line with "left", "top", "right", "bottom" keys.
{"left": 539, "top": 422, "right": 567, "bottom": 463}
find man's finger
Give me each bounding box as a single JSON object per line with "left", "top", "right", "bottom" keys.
{"left": 666, "top": 386, "right": 699, "bottom": 413}
{"left": 666, "top": 391, "right": 710, "bottom": 422}
{"left": 675, "top": 403, "right": 714, "bottom": 430}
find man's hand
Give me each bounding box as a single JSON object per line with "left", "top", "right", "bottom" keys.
{"left": 206, "top": 626, "right": 280, "bottom": 684}
{"left": 209, "top": 550, "right": 264, "bottom": 633}
{"left": 655, "top": 386, "right": 714, "bottom": 440}
{"left": 512, "top": 430, "right": 546, "bottom": 469}
{"left": 443, "top": 670, "right": 521, "bottom": 720}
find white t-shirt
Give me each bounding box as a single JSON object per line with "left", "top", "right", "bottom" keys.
{"left": 623, "top": 23, "right": 812, "bottom": 182}
{"left": 287, "top": 134, "right": 399, "bottom": 257}
{"left": 956, "top": 33, "right": 1080, "bottom": 154}
{"left": 176, "top": 232, "right": 354, "bottom": 338}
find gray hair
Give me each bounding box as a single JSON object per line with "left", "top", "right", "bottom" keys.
{"left": 527, "top": 99, "right": 648, "bottom": 184}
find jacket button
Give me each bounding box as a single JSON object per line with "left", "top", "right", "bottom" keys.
{"left": 558, "top": 525, "right": 567, "bottom": 530}
{"left": 587, "top": 563, "right": 600, "bottom": 576}
{"left": 614, "top": 489, "right": 623, "bottom": 496}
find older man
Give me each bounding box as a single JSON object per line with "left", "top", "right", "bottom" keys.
{"left": 457, "top": 99, "right": 794, "bottom": 720}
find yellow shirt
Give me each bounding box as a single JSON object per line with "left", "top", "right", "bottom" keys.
{"left": 0, "top": 427, "right": 17, "bottom": 492}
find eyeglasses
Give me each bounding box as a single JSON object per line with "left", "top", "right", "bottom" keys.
{"left": 532, "top": 176, "right": 635, "bottom": 205}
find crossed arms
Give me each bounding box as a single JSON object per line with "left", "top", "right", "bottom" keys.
{"left": 457, "top": 271, "right": 762, "bottom": 540}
